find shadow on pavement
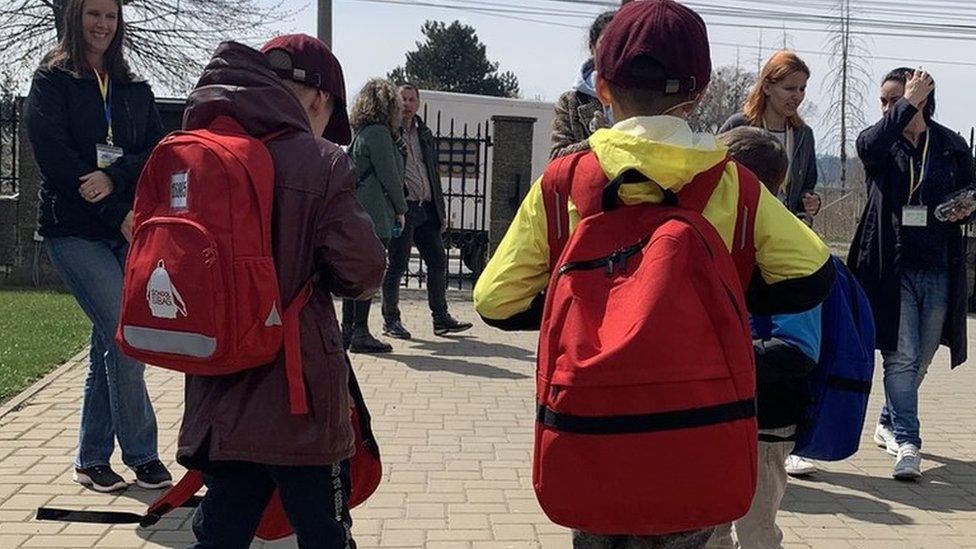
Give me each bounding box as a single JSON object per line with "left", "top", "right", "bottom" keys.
{"left": 408, "top": 337, "right": 536, "bottom": 363}
{"left": 782, "top": 452, "right": 976, "bottom": 524}
{"left": 782, "top": 482, "right": 913, "bottom": 524}
{"left": 376, "top": 352, "right": 530, "bottom": 379}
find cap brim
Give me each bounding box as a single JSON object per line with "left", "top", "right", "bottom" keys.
{"left": 324, "top": 102, "right": 352, "bottom": 146}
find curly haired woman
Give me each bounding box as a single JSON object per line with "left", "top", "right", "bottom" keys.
{"left": 343, "top": 78, "right": 407, "bottom": 353}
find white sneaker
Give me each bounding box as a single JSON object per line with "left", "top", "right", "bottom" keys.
{"left": 873, "top": 424, "right": 898, "bottom": 456}
{"left": 785, "top": 455, "right": 817, "bottom": 477}
{"left": 893, "top": 444, "right": 922, "bottom": 480}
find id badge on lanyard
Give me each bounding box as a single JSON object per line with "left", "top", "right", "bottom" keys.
{"left": 93, "top": 69, "right": 122, "bottom": 168}
{"left": 904, "top": 132, "right": 931, "bottom": 228}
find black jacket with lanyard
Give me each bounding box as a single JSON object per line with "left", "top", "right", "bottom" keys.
{"left": 26, "top": 65, "right": 164, "bottom": 240}
{"left": 848, "top": 98, "right": 975, "bottom": 367}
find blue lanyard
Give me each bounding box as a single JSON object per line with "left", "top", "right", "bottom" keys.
{"left": 93, "top": 69, "right": 113, "bottom": 145}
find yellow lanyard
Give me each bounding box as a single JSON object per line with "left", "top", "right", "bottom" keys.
{"left": 908, "top": 130, "right": 930, "bottom": 203}
{"left": 93, "top": 69, "right": 113, "bottom": 146}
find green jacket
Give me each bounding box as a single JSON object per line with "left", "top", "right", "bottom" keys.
{"left": 349, "top": 124, "right": 407, "bottom": 239}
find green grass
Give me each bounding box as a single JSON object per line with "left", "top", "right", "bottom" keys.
{"left": 0, "top": 290, "right": 91, "bottom": 403}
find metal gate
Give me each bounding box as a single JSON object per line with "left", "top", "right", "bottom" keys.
{"left": 0, "top": 96, "right": 17, "bottom": 197}
{"left": 401, "top": 109, "right": 491, "bottom": 290}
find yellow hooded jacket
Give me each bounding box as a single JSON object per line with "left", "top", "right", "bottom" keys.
{"left": 473, "top": 116, "right": 834, "bottom": 329}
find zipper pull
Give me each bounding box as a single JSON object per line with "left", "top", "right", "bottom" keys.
{"left": 605, "top": 254, "right": 616, "bottom": 277}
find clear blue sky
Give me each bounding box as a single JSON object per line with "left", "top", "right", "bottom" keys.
{"left": 263, "top": 0, "right": 976, "bottom": 156}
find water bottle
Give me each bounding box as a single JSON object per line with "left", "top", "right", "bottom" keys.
{"left": 935, "top": 189, "right": 976, "bottom": 222}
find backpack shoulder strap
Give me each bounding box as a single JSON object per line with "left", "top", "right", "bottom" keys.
{"left": 731, "top": 163, "right": 761, "bottom": 288}
{"left": 541, "top": 151, "right": 587, "bottom": 269}
{"left": 36, "top": 470, "right": 205, "bottom": 527}
{"left": 676, "top": 158, "right": 729, "bottom": 213}
{"left": 677, "top": 158, "right": 759, "bottom": 289}
{"left": 282, "top": 280, "right": 315, "bottom": 415}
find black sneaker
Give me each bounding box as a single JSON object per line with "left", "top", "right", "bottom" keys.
{"left": 73, "top": 465, "right": 127, "bottom": 493}
{"left": 134, "top": 459, "right": 173, "bottom": 490}
{"left": 350, "top": 332, "right": 393, "bottom": 354}
{"left": 383, "top": 321, "right": 412, "bottom": 340}
{"left": 433, "top": 315, "right": 473, "bottom": 336}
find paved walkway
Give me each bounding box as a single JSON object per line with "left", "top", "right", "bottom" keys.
{"left": 2, "top": 291, "right": 976, "bottom": 548}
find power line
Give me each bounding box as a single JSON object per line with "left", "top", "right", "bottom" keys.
{"left": 344, "top": 0, "right": 976, "bottom": 68}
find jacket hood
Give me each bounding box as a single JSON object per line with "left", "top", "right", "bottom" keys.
{"left": 183, "top": 42, "right": 311, "bottom": 136}
{"left": 572, "top": 58, "right": 599, "bottom": 99}
{"left": 588, "top": 116, "right": 729, "bottom": 203}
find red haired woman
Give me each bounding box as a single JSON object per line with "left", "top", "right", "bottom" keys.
{"left": 722, "top": 51, "right": 821, "bottom": 221}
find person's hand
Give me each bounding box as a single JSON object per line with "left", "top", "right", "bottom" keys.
{"left": 396, "top": 214, "right": 405, "bottom": 228}
{"left": 905, "top": 69, "right": 935, "bottom": 110}
{"left": 802, "top": 192, "right": 822, "bottom": 216}
{"left": 79, "top": 171, "right": 114, "bottom": 203}
{"left": 120, "top": 211, "right": 134, "bottom": 242}
{"left": 947, "top": 203, "right": 976, "bottom": 223}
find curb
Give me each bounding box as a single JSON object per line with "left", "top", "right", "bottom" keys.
{"left": 0, "top": 347, "right": 87, "bottom": 420}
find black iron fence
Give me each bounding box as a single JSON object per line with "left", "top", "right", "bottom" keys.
{"left": 0, "top": 96, "right": 17, "bottom": 197}
{"left": 401, "top": 108, "right": 492, "bottom": 290}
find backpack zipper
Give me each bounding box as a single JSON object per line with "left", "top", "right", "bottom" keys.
{"left": 558, "top": 237, "right": 649, "bottom": 277}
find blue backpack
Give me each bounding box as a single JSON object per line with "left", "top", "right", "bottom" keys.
{"left": 792, "top": 256, "right": 876, "bottom": 461}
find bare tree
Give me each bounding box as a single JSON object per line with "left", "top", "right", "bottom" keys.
{"left": 688, "top": 64, "right": 756, "bottom": 134}
{"left": 0, "top": 0, "right": 292, "bottom": 93}
{"left": 820, "top": 0, "right": 871, "bottom": 189}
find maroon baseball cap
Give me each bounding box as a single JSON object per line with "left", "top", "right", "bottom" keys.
{"left": 596, "top": 0, "right": 711, "bottom": 95}
{"left": 261, "top": 34, "right": 352, "bottom": 145}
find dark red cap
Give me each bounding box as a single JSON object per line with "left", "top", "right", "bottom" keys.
{"left": 596, "top": 0, "right": 711, "bottom": 94}
{"left": 261, "top": 34, "right": 351, "bottom": 145}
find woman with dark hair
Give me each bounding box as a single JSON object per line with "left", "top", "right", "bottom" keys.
{"left": 850, "top": 68, "right": 975, "bottom": 480}
{"left": 721, "top": 51, "right": 821, "bottom": 221}
{"left": 549, "top": 9, "right": 615, "bottom": 159}
{"left": 25, "top": 0, "right": 169, "bottom": 492}
{"left": 343, "top": 78, "right": 407, "bottom": 353}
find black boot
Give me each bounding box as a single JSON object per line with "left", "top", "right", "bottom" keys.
{"left": 350, "top": 299, "right": 393, "bottom": 354}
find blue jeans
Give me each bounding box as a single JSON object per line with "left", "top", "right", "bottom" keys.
{"left": 191, "top": 461, "right": 355, "bottom": 549}
{"left": 45, "top": 236, "right": 159, "bottom": 469}
{"left": 879, "top": 269, "right": 949, "bottom": 449}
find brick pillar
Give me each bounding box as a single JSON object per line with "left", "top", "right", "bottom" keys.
{"left": 489, "top": 115, "right": 536, "bottom": 256}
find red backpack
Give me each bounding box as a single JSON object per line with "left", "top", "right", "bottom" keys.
{"left": 116, "top": 115, "right": 312, "bottom": 415}
{"left": 533, "top": 151, "right": 761, "bottom": 535}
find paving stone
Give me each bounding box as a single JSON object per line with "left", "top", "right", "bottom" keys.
{"left": 3, "top": 295, "right": 976, "bottom": 547}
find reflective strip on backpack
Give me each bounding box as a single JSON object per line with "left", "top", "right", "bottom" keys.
{"left": 123, "top": 326, "right": 216, "bottom": 358}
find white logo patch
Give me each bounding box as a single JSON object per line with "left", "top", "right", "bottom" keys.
{"left": 170, "top": 172, "right": 189, "bottom": 210}
{"left": 147, "top": 260, "right": 188, "bottom": 319}
{"left": 265, "top": 302, "right": 282, "bottom": 327}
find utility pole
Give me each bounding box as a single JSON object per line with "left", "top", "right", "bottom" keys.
{"left": 318, "top": 0, "right": 333, "bottom": 49}
{"left": 757, "top": 30, "right": 764, "bottom": 72}
{"left": 839, "top": 0, "right": 850, "bottom": 189}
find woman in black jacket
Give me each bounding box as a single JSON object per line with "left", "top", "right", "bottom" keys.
{"left": 849, "top": 68, "right": 975, "bottom": 481}
{"left": 25, "top": 0, "right": 169, "bottom": 492}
